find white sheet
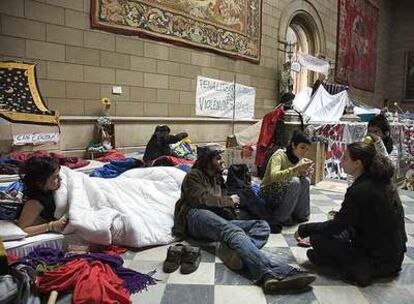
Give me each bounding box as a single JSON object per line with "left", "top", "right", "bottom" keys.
{"left": 56, "top": 166, "right": 185, "bottom": 248}
{"left": 234, "top": 120, "right": 262, "bottom": 146}
{"left": 4, "top": 233, "right": 64, "bottom": 250}
{"left": 292, "top": 87, "right": 312, "bottom": 112}
{"left": 304, "top": 86, "right": 348, "bottom": 122}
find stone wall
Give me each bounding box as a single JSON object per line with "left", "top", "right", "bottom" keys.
{"left": 0, "top": 0, "right": 404, "bottom": 151}
{"left": 387, "top": 0, "right": 414, "bottom": 110}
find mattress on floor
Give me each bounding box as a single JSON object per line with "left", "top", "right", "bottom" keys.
{"left": 4, "top": 233, "right": 64, "bottom": 258}
{"left": 0, "top": 160, "right": 106, "bottom": 183}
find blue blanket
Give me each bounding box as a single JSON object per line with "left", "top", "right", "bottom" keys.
{"left": 90, "top": 158, "right": 143, "bottom": 178}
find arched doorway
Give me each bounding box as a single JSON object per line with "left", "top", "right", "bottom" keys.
{"left": 278, "top": 1, "right": 327, "bottom": 96}
{"left": 286, "top": 19, "right": 315, "bottom": 94}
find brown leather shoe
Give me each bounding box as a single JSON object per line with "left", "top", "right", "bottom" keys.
{"left": 263, "top": 270, "right": 316, "bottom": 293}
{"left": 163, "top": 244, "right": 184, "bottom": 273}
{"left": 180, "top": 245, "right": 202, "bottom": 275}
{"left": 216, "top": 243, "right": 243, "bottom": 271}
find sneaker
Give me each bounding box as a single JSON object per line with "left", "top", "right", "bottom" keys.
{"left": 180, "top": 245, "right": 202, "bottom": 274}
{"left": 163, "top": 244, "right": 184, "bottom": 273}
{"left": 216, "top": 243, "right": 243, "bottom": 271}
{"left": 262, "top": 270, "right": 316, "bottom": 293}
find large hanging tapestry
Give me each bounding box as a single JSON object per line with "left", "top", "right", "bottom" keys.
{"left": 404, "top": 51, "right": 414, "bottom": 101}
{"left": 91, "top": 0, "right": 262, "bottom": 62}
{"left": 335, "top": 0, "right": 379, "bottom": 92}
{"left": 0, "top": 62, "right": 58, "bottom": 125}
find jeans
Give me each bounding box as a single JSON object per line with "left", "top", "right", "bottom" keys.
{"left": 186, "top": 208, "right": 294, "bottom": 281}
{"left": 270, "top": 177, "right": 310, "bottom": 230}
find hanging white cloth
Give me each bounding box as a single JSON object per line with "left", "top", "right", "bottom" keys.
{"left": 292, "top": 87, "right": 312, "bottom": 112}
{"left": 304, "top": 86, "right": 349, "bottom": 122}
{"left": 298, "top": 53, "right": 330, "bottom": 75}
{"left": 234, "top": 120, "right": 262, "bottom": 146}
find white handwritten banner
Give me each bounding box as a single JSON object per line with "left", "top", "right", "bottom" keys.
{"left": 13, "top": 132, "right": 60, "bottom": 146}
{"left": 298, "top": 53, "right": 330, "bottom": 75}
{"left": 196, "top": 76, "right": 255, "bottom": 120}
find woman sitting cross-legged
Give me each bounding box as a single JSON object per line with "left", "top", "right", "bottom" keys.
{"left": 296, "top": 142, "right": 407, "bottom": 287}
{"left": 260, "top": 131, "right": 313, "bottom": 233}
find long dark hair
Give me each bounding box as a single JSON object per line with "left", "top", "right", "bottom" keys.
{"left": 347, "top": 142, "right": 394, "bottom": 183}
{"left": 347, "top": 142, "right": 404, "bottom": 217}
{"left": 286, "top": 130, "right": 311, "bottom": 164}
{"left": 19, "top": 157, "right": 60, "bottom": 196}
{"left": 368, "top": 114, "right": 393, "bottom": 154}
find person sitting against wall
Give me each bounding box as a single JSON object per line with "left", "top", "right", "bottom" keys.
{"left": 260, "top": 131, "right": 313, "bottom": 233}
{"left": 296, "top": 142, "right": 407, "bottom": 287}
{"left": 143, "top": 125, "right": 188, "bottom": 165}
{"left": 173, "top": 144, "right": 316, "bottom": 293}
{"left": 367, "top": 114, "right": 394, "bottom": 156}
{"left": 17, "top": 157, "right": 67, "bottom": 236}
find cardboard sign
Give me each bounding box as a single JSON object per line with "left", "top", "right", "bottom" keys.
{"left": 13, "top": 132, "right": 60, "bottom": 146}
{"left": 196, "top": 76, "right": 255, "bottom": 120}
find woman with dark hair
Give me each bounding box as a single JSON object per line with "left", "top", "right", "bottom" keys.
{"left": 17, "top": 157, "right": 68, "bottom": 236}
{"left": 296, "top": 142, "right": 407, "bottom": 286}
{"left": 367, "top": 114, "right": 394, "bottom": 155}
{"left": 260, "top": 131, "right": 313, "bottom": 233}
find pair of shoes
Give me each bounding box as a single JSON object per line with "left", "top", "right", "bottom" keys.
{"left": 216, "top": 242, "right": 243, "bottom": 271}
{"left": 163, "top": 244, "right": 201, "bottom": 275}
{"left": 262, "top": 269, "right": 316, "bottom": 293}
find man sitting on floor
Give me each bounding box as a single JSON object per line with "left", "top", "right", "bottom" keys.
{"left": 172, "top": 145, "right": 315, "bottom": 293}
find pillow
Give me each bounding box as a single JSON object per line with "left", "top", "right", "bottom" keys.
{"left": 0, "top": 220, "right": 27, "bottom": 241}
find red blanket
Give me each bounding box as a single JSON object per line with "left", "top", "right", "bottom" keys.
{"left": 37, "top": 259, "right": 130, "bottom": 304}
{"left": 8, "top": 150, "right": 89, "bottom": 169}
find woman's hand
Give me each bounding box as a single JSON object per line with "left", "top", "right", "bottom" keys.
{"left": 51, "top": 216, "right": 68, "bottom": 232}
{"left": 368, "top": 133, "right": 381, "bottom": 142}
{"left": 306, "top": 164, "right": 315, "bottom": 177}
{"left": 293, "top": 159, "right": 313, "bottom": 175}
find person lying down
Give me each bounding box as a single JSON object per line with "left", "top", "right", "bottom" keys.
{"left": 17, "top": 156, "right": 185, "bottom": 248}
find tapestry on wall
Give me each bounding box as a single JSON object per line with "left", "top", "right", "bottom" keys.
{"left": 0, "top": 62, "right": 59, "bottom": 125}
{"left": 404, "top": 51, "right": 414, "bottom": 101}
{"left": 335, "top": 0, "right": 379, "bottom": 92}
{"left": 91, "top": 0, "right": 262, "bottom": 62}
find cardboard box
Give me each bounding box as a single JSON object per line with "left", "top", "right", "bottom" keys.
{"left": 307, "top": 141, "right": 326, "bottom": 185}
{"left": 0, "top": 121, "right": 61, "bottom": 153}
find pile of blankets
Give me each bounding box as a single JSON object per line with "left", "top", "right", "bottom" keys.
{"left": 0, "top": 151, "right": 89, "bottom": 175}
{"left": 8, "top": 247, "right": 156, "bottom": 303}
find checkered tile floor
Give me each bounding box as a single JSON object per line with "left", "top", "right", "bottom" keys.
{"left": 120, "top": 186, "right": 414, "bottom": 304}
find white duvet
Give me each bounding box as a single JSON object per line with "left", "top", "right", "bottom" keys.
{"left": 54, "top": 166, "right": 185, "bottom": 248}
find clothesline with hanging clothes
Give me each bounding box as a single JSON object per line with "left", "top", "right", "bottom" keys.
{"left": 309, "top": 121, "right": 414, "bottom": 180}
{"left": 311, "top": 123, "right": 365, "bottom": 180}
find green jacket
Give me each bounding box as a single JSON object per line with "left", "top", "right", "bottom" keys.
{"left": 172, "top": 168, "right": 234, "bottom": 237}
{"left": 261, "top": 149, "right": 296, "bottom": 188}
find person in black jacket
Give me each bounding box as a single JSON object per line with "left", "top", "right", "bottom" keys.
{"left": 143, "top": 125, "right": 188, "bottom": 164}
{"left": 296, "top": 142, "right": 407, "bottom": 286}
